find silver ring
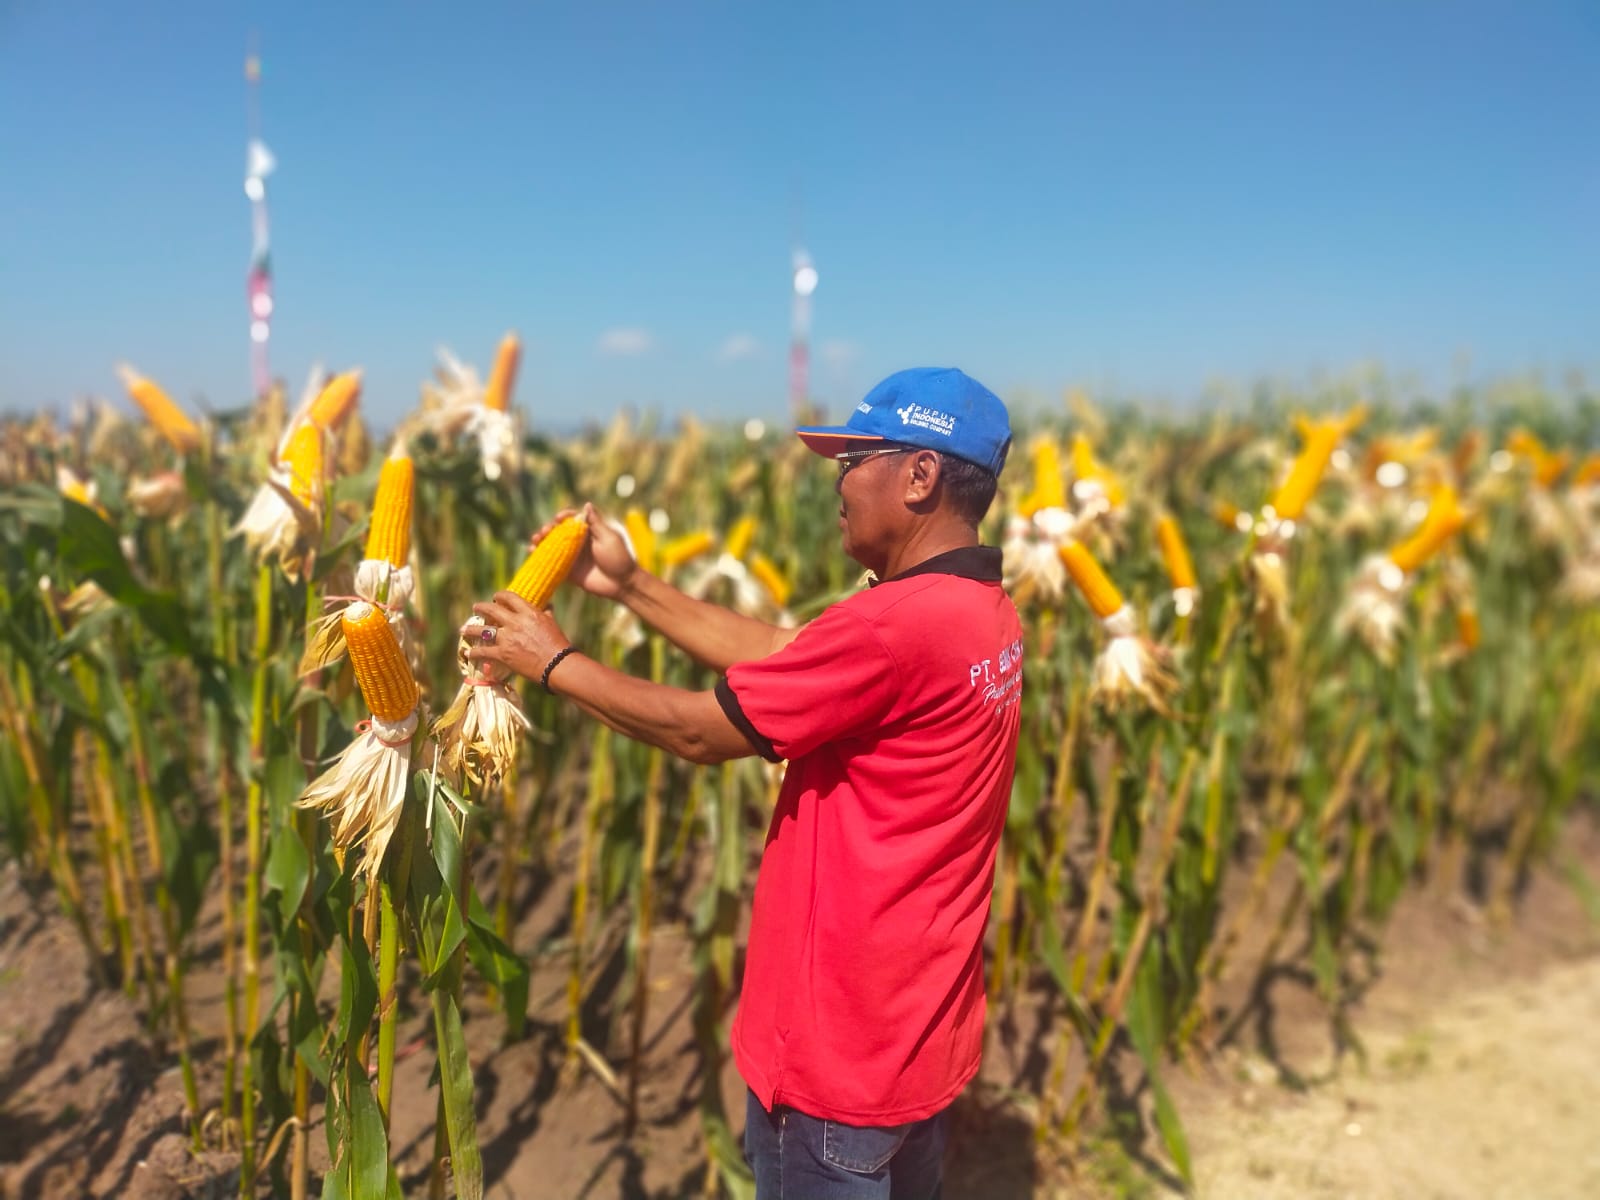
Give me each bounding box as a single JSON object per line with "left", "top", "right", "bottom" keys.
{"left": 479, "top": 625, "right": 497, "bottom": 645}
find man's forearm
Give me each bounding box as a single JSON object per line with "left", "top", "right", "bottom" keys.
{"left": 618, "top": 570, "right": 799, "bottom": 672}
{"left": 543, "top": 650, "right": 753, "bottom": 764}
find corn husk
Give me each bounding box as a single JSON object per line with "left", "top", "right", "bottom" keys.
{"left": 1248, "top": 541, "right": 1292, "bottom": 635}
{"left": 126, "top": 471, "right": 189, "bottom": 520}
{"left": 233, "top": 422, "right": 325, "bottom": 581}
{"left": 1336, "top": 554, "right": 1409, "bottom": 664}
{"left": 1560, "top": 531, "right": 1600, "bottom": 604}
{"left": 299, "top": 562, "right": 416, "bottom": 677}
{"left": 431, "top": 517, "right": 590, "bottom": 785}
{"left": 415, "top": 347, "right": 522, "bottom": 480}
{"left": 684, "top": 551, "right": 789, "bottom": 621}
{"left": 1090, "top": 605, "right": 1177, "bottom": 715}
{"left": 297, "top": 707, "right": 418, "bottom": 883}
{"left": 433, "top": 616, "right": 533, "bottom": 788}
{"left": 1002, "top": 505, "right": 1100, "bottom": 606}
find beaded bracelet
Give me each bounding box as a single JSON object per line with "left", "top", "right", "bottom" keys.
{"left": 540, "top": 645, "right": 577, "bottom": 694}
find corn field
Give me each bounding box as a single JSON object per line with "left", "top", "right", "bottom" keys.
{"left": 2, "top": 350, "right": 1598, "bottom": 1198}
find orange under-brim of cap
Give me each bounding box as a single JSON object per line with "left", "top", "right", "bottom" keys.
{"left": 795, "top": 428, "right": 887, "bottom": 458}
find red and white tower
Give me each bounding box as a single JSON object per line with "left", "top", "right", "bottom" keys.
{"left": 789, "top": 248, "right": 818, "bottom": 420}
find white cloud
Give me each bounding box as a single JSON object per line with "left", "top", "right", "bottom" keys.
{"left": 818, "top": 339, "right": 860, "bottom": 369}
{"left": 596, "top": 328, "right": 654, "bottom": 357}
{"left": 715, "top": 333, "right": 760, "bottom": 363}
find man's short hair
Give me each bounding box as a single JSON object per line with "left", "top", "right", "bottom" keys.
{"left": 936, "top": 453, "right": 998, "bottom": 525}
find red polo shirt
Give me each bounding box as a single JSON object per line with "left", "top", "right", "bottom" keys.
{"left": 716, "top": 546, "right": 1023, "bottom": 1125}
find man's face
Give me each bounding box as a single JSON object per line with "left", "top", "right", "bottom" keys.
{"left": 834, "top": 439, "right": 914, "bottom": 572}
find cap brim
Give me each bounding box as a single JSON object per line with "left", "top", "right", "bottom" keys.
{"left": 795, "top": 425, "right": 886, "bottom": 458}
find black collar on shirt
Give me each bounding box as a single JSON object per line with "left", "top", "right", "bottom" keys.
{"left": 870, "top": 545, "right": 1003, "bottom": 587}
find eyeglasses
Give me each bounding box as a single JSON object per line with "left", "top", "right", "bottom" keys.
{"left": 835, "top": 447, "right": 914, "bottom": 480}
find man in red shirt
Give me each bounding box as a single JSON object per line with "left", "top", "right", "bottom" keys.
{"left": 470, "top": 367, "right": 1022, "bottom": 1199}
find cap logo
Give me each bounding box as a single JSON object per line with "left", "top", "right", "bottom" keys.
{"left": 856, "top": 401, "right": 873, "bottom": 414}
{"left": 895, "top": 403, "right": 956, "bottom": 436}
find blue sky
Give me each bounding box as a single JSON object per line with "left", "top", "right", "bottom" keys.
{"left": 1, "top": 2, "right": 1596, "bottom": 430}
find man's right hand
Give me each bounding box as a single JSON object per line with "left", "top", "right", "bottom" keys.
{"left": 530, "top": 502, "right": 639, "bottom": 601}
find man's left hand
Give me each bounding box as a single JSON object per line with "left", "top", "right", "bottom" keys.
{"left": 466, "top": 591, "right": 571, "bottom": 682}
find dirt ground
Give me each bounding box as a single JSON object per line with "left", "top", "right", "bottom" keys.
{"left": 1166, "top": 845, "right": 1600, "bottom": 1200}
{"left": 2, "top": 818, "right": 1598, "bottom": 1200}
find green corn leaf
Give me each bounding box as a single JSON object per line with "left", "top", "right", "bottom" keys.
{"left": 0, "top": 484, "right": 65, "bottom": 528}
{"left": 1127, "top": 952, "right": 1193, "bottom": 1187}
{"left": 155, "top": 766, "right": 219, "bottom": 938}
{"left": 701, "top": 1106, "right": 756, "bottom": 1200}
{"left": 411, "top": 779, "right": 470, "bottom": 983}
{"left": 465, "top": 896, "right": 529, "bottom": 1040}
{"left": 323, "top": 1052, "right": 402, "bottom": 1200}
{"left": 295, "top": 1021, "right": 331, "bottom": 1090}
{"left": 427, "top": 775, "right": 466, "bottom": 891}
{"left": 265, "top": 818, "right": 312, "bottom": 915}
{"left": 312, "top": 524, "right": 370, "bottom": 584}
{"left": 1027, "top": 888, "right": 1096, "bottom": 1042}
{"left": 431, "top": 988, "right": 483, "bottom": 1200}
{"left": 420, "top": 892, "right": 469, "bottom": 990}
{"left": 347, "top": 1058, "right": 403, "bottom": 1200}
{"left": 0, "top": 613, "right": 102, "bottom": 727}
{"left": 58, "top": 500, "right": 197, "bottom": 655}
{"left": 333, "top": 935, "right": 378, "bottom": 1048}
{"left": 262, "top": 729, "right": 307, "bottom": 813}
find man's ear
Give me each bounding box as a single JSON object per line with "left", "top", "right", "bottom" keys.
{"left": 904, "top": 450, "right": 941, "bottom": 506}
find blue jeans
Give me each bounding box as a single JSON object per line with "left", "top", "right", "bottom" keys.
{"left": 743, "top": 1089, "right": 948, "bottom": 1200}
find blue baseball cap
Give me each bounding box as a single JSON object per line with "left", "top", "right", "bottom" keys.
{"left": 796, "top": 367, "right": 1012, "bottom": 476}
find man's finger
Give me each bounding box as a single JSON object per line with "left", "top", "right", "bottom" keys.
{"left": 493, "top": 590, "right": 539, "bottom": 616}
{"left": 471, "top": 600, "right": 513, "bottom": 624}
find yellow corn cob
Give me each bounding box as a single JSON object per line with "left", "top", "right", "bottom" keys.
{"left": 1536, "top": 450, "right": 1571, "bottom": 488}
{"left": 1363, "top": 429, "right": 1439, "bottom": 479}
{"left": 116, "top": 364, "right": 201, "bottom": 454}
{"left": 57, "top": 468, "right": 111, "bottom": 520}
{"left": 343, "top": 601, "right": 419, "bottom": 721}
{"left": 1388, "top": 485, "right": 1467, "bottom": 573}
{"left": 58, "top": 468, "right": 91, "bottom": 507}
{"left": 483, "top": 332, "right": 521, "bottom": 413}
{"left": 1026, "top": 439, "right": 1066, "bottom": 515}
{"left": 310, "top": 369, "right": 363, "bottom": 432}
{"left": 1059, "top": 540, "right": 1124, "bottom": 619}
{"left": 364, "top": 455, "right": 414, "bottom": 567}
{"left": 659, "top": 530, "right": 715, "bottom": 569}
{"left": 1505, "top": 429, "right": 1545, "bottom": 459}
{"left": 1456, "top": 606, "right": 1480, "bottom": 651}
{"left": 749, "top": 552, "right": 792, "bottom": 607}
{"left": 725, "top": 515, "right": 757, "bottom": 562}
{"left": 1155, "top": 515, "right": 1197, "bottom": 591}
{"left": 624, "top": 508, "right": 657, "bottom": 574}
{"left": 281, "top": 421, "right": 324, "bottom": 509}
{"left": 1574, "top": 453, "right": 1600, "bottom": 489}
{"left": 507, "top": 515, "right": 588, "bottom": 605}
{"left": 1071, "top": 433, "right": 1125, "bottom": 507}
{"left": 1508, "top": 430, "right": 1572, "bottom": 488}
{"left": 1271, "top": 406, "right": 1367, "bottom": 520}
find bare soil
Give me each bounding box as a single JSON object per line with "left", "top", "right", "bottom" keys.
{"left": 2, "top": 814, "right": 1598, "bottom": 1200}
